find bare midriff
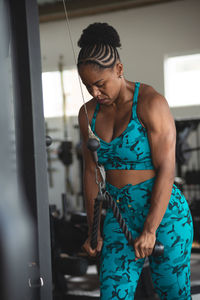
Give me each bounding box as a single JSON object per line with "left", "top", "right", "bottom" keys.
{"left": 106, "top": 169, "right": 156, "bottom": 188}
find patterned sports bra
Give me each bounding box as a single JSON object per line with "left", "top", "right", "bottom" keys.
{"left": 91, "top": 82, "right": 155, "bottom": 171}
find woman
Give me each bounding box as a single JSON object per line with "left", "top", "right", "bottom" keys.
{"left": 78, "top": 22, "right": 193, "bottom": 299}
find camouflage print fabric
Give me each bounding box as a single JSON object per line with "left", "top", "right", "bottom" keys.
{"left": 90, "top": 82, "right": 155, "bottom": 171}
{"left": 100, "top": 177, "right": 193, "bottom": 300}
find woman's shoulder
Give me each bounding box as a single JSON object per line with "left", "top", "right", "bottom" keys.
{"left": 137, "top": 83, "right": 170, "bottom": 126}
{"left": 78, "top": 98, "right": 97, "bottom": 121}
{"left": 78, "top": 98, "right": 97, "bottom": 133}
{"left": 138, "top": 83, "right": 167, "bottom": 108}
{"left": 139, "top": 83, "right": 161, "bottom": 99}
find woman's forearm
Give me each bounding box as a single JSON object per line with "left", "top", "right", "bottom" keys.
{"left": 143, "top": 166, "right": 175, "bottom": 234}
{"left": 83, "top": 169, "right": 100, "bottom": 235}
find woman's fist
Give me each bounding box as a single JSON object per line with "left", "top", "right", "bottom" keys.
{"left": 82, "top": 235, "right": 103, "bottom": 257}
{"left": 134, "top": 230, "right": 156, "bottom": 260}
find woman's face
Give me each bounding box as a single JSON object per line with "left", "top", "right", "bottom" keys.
{"left": 78, "top": 63, "right": 123, "bottom": 105}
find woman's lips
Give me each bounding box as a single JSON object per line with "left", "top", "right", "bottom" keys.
{"left": 97, "top": 98, "right": 108, "bottom": 103}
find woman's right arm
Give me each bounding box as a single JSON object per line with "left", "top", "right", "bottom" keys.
{"left": 78, "top": 105, "right": 103, "bottom": 256}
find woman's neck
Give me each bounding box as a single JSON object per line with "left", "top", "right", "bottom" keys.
{"left": 114, "top": 79, "right": 135, "bottom": 107}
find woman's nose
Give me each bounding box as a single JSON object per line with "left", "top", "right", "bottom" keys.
{"left": 91, "top": 87, "right": 101, "bottom": 98}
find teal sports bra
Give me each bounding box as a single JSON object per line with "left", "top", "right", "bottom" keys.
{"left": 91, "top": 82, "right": 155, "bottom": 171}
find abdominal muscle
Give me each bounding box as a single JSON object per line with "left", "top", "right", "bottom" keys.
{"left": 106, "top": 169, "right": 156, "bottom": 189}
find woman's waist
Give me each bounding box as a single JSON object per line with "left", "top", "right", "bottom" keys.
{"left": 106, "top": 169, "right": 156, "bottom": 189}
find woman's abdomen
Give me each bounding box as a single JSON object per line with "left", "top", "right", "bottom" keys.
{"left": 106, "top": 169, "right": 156, "bottom": 189}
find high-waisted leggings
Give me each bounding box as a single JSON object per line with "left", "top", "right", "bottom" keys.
{"left": 100, "top": 177, "right": 193, "bottom": 300}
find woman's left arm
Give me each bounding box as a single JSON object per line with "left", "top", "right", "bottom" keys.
{"left": 134, "top": 92, "right": 176, "bottom": 260}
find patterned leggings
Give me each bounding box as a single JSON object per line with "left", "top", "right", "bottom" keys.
{"left": 100, "top": 177, "right": 193, "bottom": 300}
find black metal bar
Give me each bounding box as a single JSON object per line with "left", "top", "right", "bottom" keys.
{"left": 0, "top": 1, "right": 34, "bottom": 300}
{"left": 9, "top": 0, "right": 52, "bottom": 299}
{"left": 183, "top": 146, "right": 200, "bottom": 153}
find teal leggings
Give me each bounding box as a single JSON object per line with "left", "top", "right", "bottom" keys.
{"left": 100, "top": 177, "right": 193, "bottom": 300}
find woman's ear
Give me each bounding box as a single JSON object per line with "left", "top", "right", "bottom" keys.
{"left": 115, "top": 62, "right": 123, "bottom": 78}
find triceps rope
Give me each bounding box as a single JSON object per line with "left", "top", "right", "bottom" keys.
{"left": 88, "top": 138, "right": 164, "bottom": 257}
{"left": 90, "top": 189, "right": 133, "bottom": 249}
{"left": 90, "top": 185, "right": 164, "bottom": 257}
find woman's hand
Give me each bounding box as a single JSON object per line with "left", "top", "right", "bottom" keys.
{"left": 134, "top": 230, "right": 156, "bottom": 260}
{"left": 82, "top": 234, "right": 103, "bottom": 257}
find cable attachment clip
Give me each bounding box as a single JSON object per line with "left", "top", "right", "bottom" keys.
{"left": 95, "top": 164, "right": 106, "bottom": 193}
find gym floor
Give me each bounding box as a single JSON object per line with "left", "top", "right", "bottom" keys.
{"left": 64, "top": 252, "right": 200, "bottom": 300}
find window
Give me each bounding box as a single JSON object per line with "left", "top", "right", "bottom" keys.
{"left": 63, "top": 69, "right": 91, "bottom": 116}
{"left": 42, "top": 71, "right": 63, "bottom": 118}
{"left": 164, "top": 53, "right": 200, "bottom": 107}
{"left": 42, "top": 69, "right": 91, "bottom": 118}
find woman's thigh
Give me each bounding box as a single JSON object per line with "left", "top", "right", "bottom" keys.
{"left": 100, "top": 210, "right": 145, "bottom": 300}
{"left": 149, "top": 185, "right": 193, "bottom": 300}
{"left": 100, "top": 180, "right": 154, "bottom": 299}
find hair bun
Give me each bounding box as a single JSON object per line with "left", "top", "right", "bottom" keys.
{"left": 78, "top": 22, "right": 121, "bottom": 48}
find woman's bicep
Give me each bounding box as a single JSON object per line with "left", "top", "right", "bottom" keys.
{"left": 144, "top": 95, "right": 176, "bottom": 171}
{"left": 148, "top": 126, "right": 176, "bottom": 172}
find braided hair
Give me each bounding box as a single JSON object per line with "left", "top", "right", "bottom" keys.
{"left": 77, "top": 23, "right": 121, "bottom": 69}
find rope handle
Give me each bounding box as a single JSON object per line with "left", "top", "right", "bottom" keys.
{"left": 106, "top": 192, "right": 164, "bottom": 257}
{"left": 90, "top": 192, "right": 164, "bottom": 257}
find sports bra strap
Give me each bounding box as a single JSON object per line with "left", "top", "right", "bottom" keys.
{"left": 91, "top": 102, "right": 100, "bottom": 131}
{"left": 133, "top": 82, "right": 140, "bottom": 104}
{"left": 132, "top": 82, "right": 140, "bottom": 118}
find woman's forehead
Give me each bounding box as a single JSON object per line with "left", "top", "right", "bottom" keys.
{"left": 79, "top": 64, "right": 113, "bottom": 83}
